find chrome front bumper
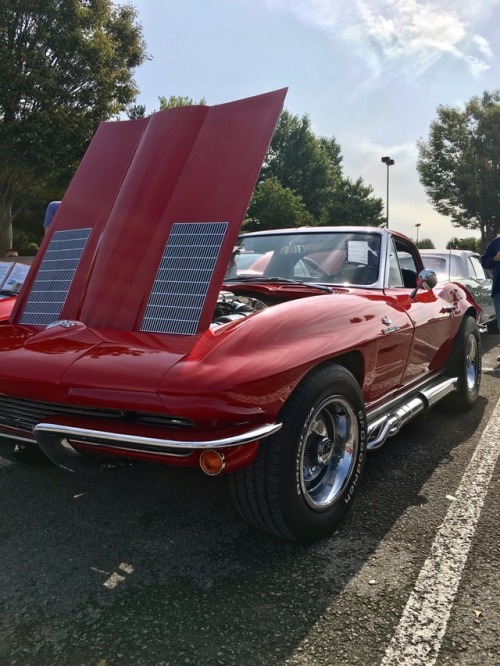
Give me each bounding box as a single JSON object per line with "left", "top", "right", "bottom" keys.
{"left": 32, "top": 421, "right": 283, "bottom": 475}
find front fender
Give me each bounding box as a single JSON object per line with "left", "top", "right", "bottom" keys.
{"left": 158, "top": 292, "right": 411, "bottom": 423}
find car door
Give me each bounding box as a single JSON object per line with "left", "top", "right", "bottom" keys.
{"left": 384, "top": 237, "right": 459, "bottom": 387}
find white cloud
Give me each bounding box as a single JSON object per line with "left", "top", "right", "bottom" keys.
{"left": 266, "top": 0, "right": 493, "bottom": 77}
{"left": 472, "top": 34, "right": 493, "bottom": 59}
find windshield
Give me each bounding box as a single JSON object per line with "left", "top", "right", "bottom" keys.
{"left": 226, "top": 231, "right": 382, "bottom": 286}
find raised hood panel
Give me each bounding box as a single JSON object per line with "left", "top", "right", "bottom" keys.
{"left": 12, "top": 89, "right": 287, "bottom": 335}
{"left": 10, "top": 118, "right": 148, "bottom": 326}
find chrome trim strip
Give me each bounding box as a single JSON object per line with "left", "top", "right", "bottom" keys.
{"left": 33, "top": 421, "right": 282, "bottom": 451}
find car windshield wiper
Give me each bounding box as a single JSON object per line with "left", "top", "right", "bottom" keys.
{"left": 224, "top": 275, "right": 333, "bottom": 293}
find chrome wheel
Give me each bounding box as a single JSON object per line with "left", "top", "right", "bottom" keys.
{"left": 445, "top": 315, "right": 481, "bottom": 411}
{"left": 300, "top": 396, "right": 359, "bottom": 510}
{"left": 465, "top": 333, "right": 479, "bottom": 391}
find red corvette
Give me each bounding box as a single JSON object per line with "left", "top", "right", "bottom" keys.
{"left": 0, "top": 90, "right": 482, "bottom": 542}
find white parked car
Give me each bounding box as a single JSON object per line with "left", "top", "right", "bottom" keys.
{"left": 419, "top": 250, "right": 497, "bottom": 333}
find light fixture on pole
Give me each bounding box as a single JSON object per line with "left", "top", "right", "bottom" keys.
{"left": 415, "top": 223, "right": 421, "bottom": 244}
{"left": 381, "top": 156, "right": 395, "bottom": 228}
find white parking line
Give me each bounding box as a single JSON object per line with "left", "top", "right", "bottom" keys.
{"left": 381, "top": 397, "right": 500, "bottom": 666}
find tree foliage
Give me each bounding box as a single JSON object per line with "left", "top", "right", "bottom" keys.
{"left": 261, "top": 111, "right": 341, "bottom": 222}
{"left": 243, "top": 177, "right": 314, "bottom": 231}
{"left": 417, "top": 90, "right": 500, "bottom": 245}
{"left": 323, "top": 176, "right": 384, "bottom": 226}
{"left": 446, "top": 236, "right": 482, "bottom": 252}
{"left": 416, "top": 238, "right": 435, "bottom": 249}
{"left": 0, "top": 0, "right": 148, "bottom": 253}
{"left": 127, "top": 95, "right": 206, "bottom": 118}
{"left": 252, "top": 110, "right": 384, "bottom": 229}
{"left": 159, "top": 95, "right": 206, "bottom": 110}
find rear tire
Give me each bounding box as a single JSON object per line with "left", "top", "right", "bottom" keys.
{"left": 445, "top": 315, "right": 481, "bottom": 410}
{"left": 229, "top": 364, "right": 367, "bottom": 542}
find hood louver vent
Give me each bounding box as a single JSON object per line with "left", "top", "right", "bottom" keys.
{"left": 20, "top": 228, "right": 91, "bottom": 326}
{"left": 140, "top": 221, "right": 228, "bottom": 335}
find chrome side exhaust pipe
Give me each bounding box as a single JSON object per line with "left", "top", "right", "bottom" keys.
{"left": 367, "top": 377, "right": 457, "bottom": 450}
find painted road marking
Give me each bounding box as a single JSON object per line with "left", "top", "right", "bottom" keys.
{"left": 381, "top": 397, "right": 500, "bottom": 665}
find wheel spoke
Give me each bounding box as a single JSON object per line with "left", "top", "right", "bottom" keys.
{"left": 301, "top": 397, "right": 358, "bottom": 509}
{"left": 465, "top": 334, "right": 478, "bottom": 390}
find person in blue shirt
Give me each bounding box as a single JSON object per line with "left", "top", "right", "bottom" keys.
{"left": 43, "top": 201, "right": 61, "bottom": 234}
{"left": 481, "top": 234, "right": 500, "bottom": 360}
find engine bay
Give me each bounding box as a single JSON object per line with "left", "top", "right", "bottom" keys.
{"left": 212, "top": 291, "right": 268, "bottom": 326}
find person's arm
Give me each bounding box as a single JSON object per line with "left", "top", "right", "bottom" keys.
{"left": 481, "top": 240, "right": 500, "bottom": 270}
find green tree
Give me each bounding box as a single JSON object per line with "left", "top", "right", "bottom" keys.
{"left": 127, "top": 103, "right": 147, "bottom": 119}
{"left": 261, "top": 111, "right": 341, "bottom": 222}
{"left": 446, "top": 236, "right": 482, "bottom": 252}
{"left": 159, "top": 95, "right": 206, "bottom": 110}
{"left": 417, "top": 90, "right": 500, "bottom": 246}
{"left": 127, "top": 95, "right": 206, "bottom": 118}
{"left": 324, "top": 176, "right": 384, "bottom": 225}
{"left": 416, "top": 238, "right": 435, "bottom": 249}
{"left": 0, "top": 0, "right": 148, "bottom": 253}
{"left": 258, "top": 110, "right": 384, "bottom": 227}
{"left": 243, "top": 177, "right": 314, "bottom": 231}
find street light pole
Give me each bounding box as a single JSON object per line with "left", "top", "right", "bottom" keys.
{"left": 415, "top": 223, "right": 421, "bottom": 244}
{"left": 381, "top": 156, "right": 395, "bottom": 228}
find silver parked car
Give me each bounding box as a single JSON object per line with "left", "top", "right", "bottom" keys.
{"left": 419, "top": 250, "right": 497, "bottom": 333}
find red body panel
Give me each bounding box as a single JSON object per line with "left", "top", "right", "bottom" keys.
{"left": 1, "top": 285, "right": 466, "bottom": 419}
{"left": 0, "top": 323, "right": 103, "bottom": 402}
{"left": 0, "top": 297, "right": 16, "bottom": 322}
{"left": 0, "top": 282, "right": 477, "bottom": 420}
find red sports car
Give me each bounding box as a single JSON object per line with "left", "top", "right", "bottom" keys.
{"left": 0, "top": 90, "right": 482, "bottom": 542}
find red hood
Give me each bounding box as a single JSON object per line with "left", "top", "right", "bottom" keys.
{"left": 11, "top": 89, "right": 287, "bottom": 334}
{"left": 0, "top": 322, "right": 197, "bottom": 407}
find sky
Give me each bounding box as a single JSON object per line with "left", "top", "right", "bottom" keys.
{"left": 120, "top": 0, "right": 500, "bottom": 247}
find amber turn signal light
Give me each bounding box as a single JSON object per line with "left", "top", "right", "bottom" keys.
{"left": 199, "top": 450, "right": 226, "bottom": 476}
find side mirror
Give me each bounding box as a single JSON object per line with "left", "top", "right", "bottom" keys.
{"left": 410, "top": 269, "right": 437, "bottom": 298}
{"left": 417, "top": 269, "right": 438, "bottom": 290}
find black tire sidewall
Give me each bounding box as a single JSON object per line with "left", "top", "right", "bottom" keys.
{"left": 278, "top": 366, "right": 367, "bottom": 542}
{"left": 448, "top": 316, "right": 481, "bottom": 409}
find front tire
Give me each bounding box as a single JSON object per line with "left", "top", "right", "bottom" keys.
{"left": 229, "top": 364, "right": 367, "bottom": 542}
